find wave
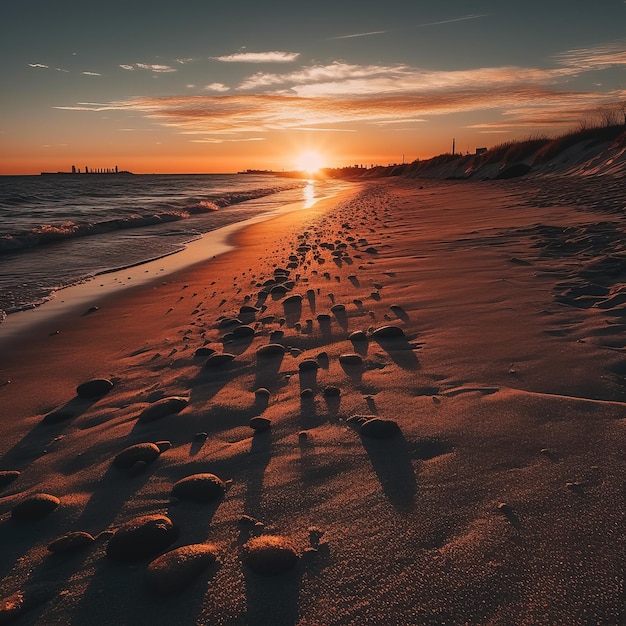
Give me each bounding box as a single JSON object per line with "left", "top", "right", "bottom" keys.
{"left": 0, "top": 184, "right": 299, "bottom": 255}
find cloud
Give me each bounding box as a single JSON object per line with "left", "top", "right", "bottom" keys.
{"left": 119, "top": 63, "right": 177, "bottom": 72}
{"left": 552, "top": 41, "right": 626, "bottom": 72}
{"left": 55, "top": 47, "right": 626, "bottom": 135}
{"left": 212, "top": 51, "right": 300, "bottom": 63}
{"left": 28, "top": 63, "right": 49, "bottom": 69}
{"left": 204, "top": 83, "right": 230, "bottom": 92}
{"left": 82, "top": 71, "right": 101, "bottom": 76}
{"left": 329, "top": 30, "right": 386, "bottom": 40}
{"left": 190, "top": 137, "right": 266, "bottom": 143}
{"left": 416, "top": 13, "right": 488, "bottom": 28}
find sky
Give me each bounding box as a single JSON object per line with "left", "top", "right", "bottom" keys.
{"left": 1, "top": 0, "right": 625, "bottom": 174}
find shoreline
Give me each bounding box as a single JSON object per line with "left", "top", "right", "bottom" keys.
{"left": 0, "top": 181, "right": 358, "bottom": 343}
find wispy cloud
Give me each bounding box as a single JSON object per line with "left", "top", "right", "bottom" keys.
{"left": 416, "top": 13, "right": 488, "bottom": 28}
{"left": 204, "top": 83, "right": 230, "bottom": 92}
{"left": 552, "top": 41, "right": 626, "bottom": 71}
{"left": 119, "top": 63, "right": 177, "bottom": 72}
{"left": 329, "top": 30, "right": 386, "bottom": 40}
{"left": 55, "top": 43, "right": 626, "bottom": 135}
{"left": 212, "top": 51, "right": 300, "bottom": 63}
{"left": 28, "top": 63, "right": 49, "bottom": 69}
{"left": 82, "top": 71, "right": 101, "bottom": 76}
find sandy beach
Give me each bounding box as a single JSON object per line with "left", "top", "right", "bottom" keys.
{"left": 1, "top": 177, "right": 625, "bottom": 625}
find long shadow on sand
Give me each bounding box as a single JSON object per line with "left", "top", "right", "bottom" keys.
{"left": 0, "top": 396, "right": 101, "bottom": 473}
{"left": 243, "top": 431, "right": 272, "bottom": 521}
{"left": 373, "top": 337, "right": 420, "bottom": 371}
{"left": 358, "top": 433, "right": 417, "bottom": 513}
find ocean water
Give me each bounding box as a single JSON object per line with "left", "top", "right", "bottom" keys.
{"left": 0, "top": 174, "right": 346, "bottom": 317}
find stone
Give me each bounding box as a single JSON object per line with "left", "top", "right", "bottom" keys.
{"left": 145, "top": 544, "right": 219, "bottom": 595}
{"left": 47, "top": 531, "right": 95, "bottom": 554}
{"left": 339, "top": 353, "right": 363, "bottom": 366}
{"left": 138, "top": 396, "right": 188, "bottom": 423}
{"left": 360, "top": 417, "right": 401, "bottom": 438}
{"left": 106, "top": 514, "right": 178, "bottom": 561}
{"left": 12, "top": 494, "right": 60, "bottom": 521}
{"left": 0, "top": 470, "right": 20, "bottom": 489}
{"left": 204, "top": 353, "right": 236, "bottom": 368}
{"left": 113, "top": 443, "right": 161, "bottom": 469}
{"left": 256, "top": 344, "right": 286, "bottom": 358}
{"left": 171, "top": 473, "right": 226, "bottom": 502}
{"left": 76, "top": 378, "right": 114, "bottom": 399}
{"left": 243, "top": 535, "right": 299, "bottom": 575}
{"left": 371, "top": 325, "right": 405, "bottom": 340}
{"left": 250, "top": 417, "right": 271, "bottom": 432}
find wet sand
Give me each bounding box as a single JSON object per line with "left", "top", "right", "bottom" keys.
{"left": 0, "top": 177, "right": 624, "bottom": 625}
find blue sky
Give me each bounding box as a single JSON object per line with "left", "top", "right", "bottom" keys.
{"left": 2, "top": 0, "right": 625, "bottom": 173}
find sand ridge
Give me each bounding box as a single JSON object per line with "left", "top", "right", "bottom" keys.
{"left": 0, "top": 178, "right": 625, "bottom": 624}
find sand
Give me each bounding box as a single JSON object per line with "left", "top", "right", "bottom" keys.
{"left": 0, "top": 177, "right": 625, "bottom": 625}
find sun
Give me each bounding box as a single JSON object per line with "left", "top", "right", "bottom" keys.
{"left": 295, "top": 150, "right": 325, "bottom": 175}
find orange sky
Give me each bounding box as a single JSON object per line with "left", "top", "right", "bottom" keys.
{"left": 2, "top": 1, "right": 625, "bottom": 174}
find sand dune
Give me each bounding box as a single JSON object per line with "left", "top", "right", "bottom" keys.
{"left": 0, "top": 177, "right": 625, "bottom": 624}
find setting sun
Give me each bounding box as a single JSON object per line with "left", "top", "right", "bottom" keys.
{"left": 295, "top": 150, "right": 325, "bottom": 174}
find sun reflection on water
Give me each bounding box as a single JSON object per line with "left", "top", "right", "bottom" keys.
{"left": 303, "top": 181, "right": 315, "bottom": 208}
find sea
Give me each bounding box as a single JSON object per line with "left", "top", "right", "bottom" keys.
{"left": 0, "top": 174, "right": 349, "bottom": 319}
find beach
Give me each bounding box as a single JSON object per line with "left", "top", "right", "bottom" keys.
{"left": 1, "top": 176, "right": 625, "bottom": 624}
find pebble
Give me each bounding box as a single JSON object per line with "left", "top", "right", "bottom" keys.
{"left": 113, "top": 443, "right": 161, "bottom": 468}
{"left": 0, "top": 470, "right": 20, "bottom": 489}
{"left": 138, "top": 396, "right": 189, "bottom": 423}
{"left": 76, "top": 378, "right": 114, "bottom": 399}
{"left": 299, "top": 359, "right": 319, "bottom": 372}
{"left": 360, "top": 417, "right": 400, "bottom": 438}
{"left": 194, "top": 347, "right": 216, "bottom": 357}
{"left": 106, "top": 514, "right": 179, "bottom": 562}
{"left": 47, "top": 531, "right": 95, "bottom": 554}
{"left": 12, "top": 494, "right": 60, "bottom": 522}
{"left": 339, "top": 353, "right": 363, "bottom": 366}
{"left": 204, "top": 353, "right": 236, "bottom": 368}
{"left": 145, "top": 544, "right": 219, "bottom": 595}
{"left": 371, "top": 325, "right": 405, "bottom": 339}
{"left": 256, "top": 344, "right": 286, "bottom": 358}
{"left": 250, "top": 417, "right": 272, "bottom": 432}
{"left": 323, "top": 386, "right": 341, "bottom": 397}
{"left": 243, "top": 535, "right": 299, "bottom": 575}
{"left": 171, "top": 473, "right": 226, "bottom": 502}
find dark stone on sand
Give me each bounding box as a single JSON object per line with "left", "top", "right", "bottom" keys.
{"left": 47, "top": 531, "right": 95, "bottom": 554}
{"left": 339, "top": 353, "right": 363, "bottom": 366}
{"left": 360, "top": 417, "right": 401, "bottom": 438}
{"left": 106, "top": 514, "right": 178, "bottom": 562}
{"left": 243, "top": 535, "right": 299, "bottom": 575}
{"left": 371, "top": 325, "right": 405, "bottom": 339}
{"left": 256, "top": 344, "right": 286, "bottom": 358}
{"left": 12, "top": 493, "right": 60, "bottom": 522}
{"left": 205, "top": 353, "right": 236, "bottom": 368}
{"left": 254, "top": 387, "right": 271, "bottom": 399}
{"left": 194, "top": 347, "right": 216, "bottom": 357}
{"left": 113, "top": 443, "right": 161, "bottom": 469}
{"left": 323, "top": 386, "right": 341, "bottom": 398}
{"left": 138, "top": 396, "right": 189, "bottom": 423}
{"left": 146, "top": 544, "right": 219, "bottom": 595}
{"left": 364, "top": 247, "right": 378, "bottom": 254}
{"left": 232, "top": 325, "right": 255, "bottom": 339}
{"left": 155, "top": 440, "right": 172, "bottom": 453}
{"left": 194, "top": 432, "right": 208, "bottom": 441}
{"left": 349, "top": 330, "right": 367, "bottom": 342}
{"left": 0, "top": 470, "right": 20, "bottom": 489}
{"left": 218, "top": 318, "right": 242, "bottom": 329}
{"left": 299, "top": 359, "right": 319, "bottom": 372}
{"left": 250, "top": 416, "right": 271, "bottom": 432}
{"left": 270, "top": 284, "right": 289, "bottom": 295}
{"left": 284, "top": 294, "right": 303, "bottom": 305}
{"left": 76, "top": 378, "right": 114, "bottom": 399}
{"left": 240, "top": 305, "right": 259, "bottom": 315}
{"left": 42, "top": 409, "right": 75, "bottom": 424}
{"left": 301, "top": 388, "right": 314, "bottom": 398}
{"left": 330, "top": 304, "right": 346, "bottom": 313}
{"left": 171, "top": 473, "right": 226, "bottom": 502}
{"left": 316, "top": 314, "right": 331, "bottom": 323}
